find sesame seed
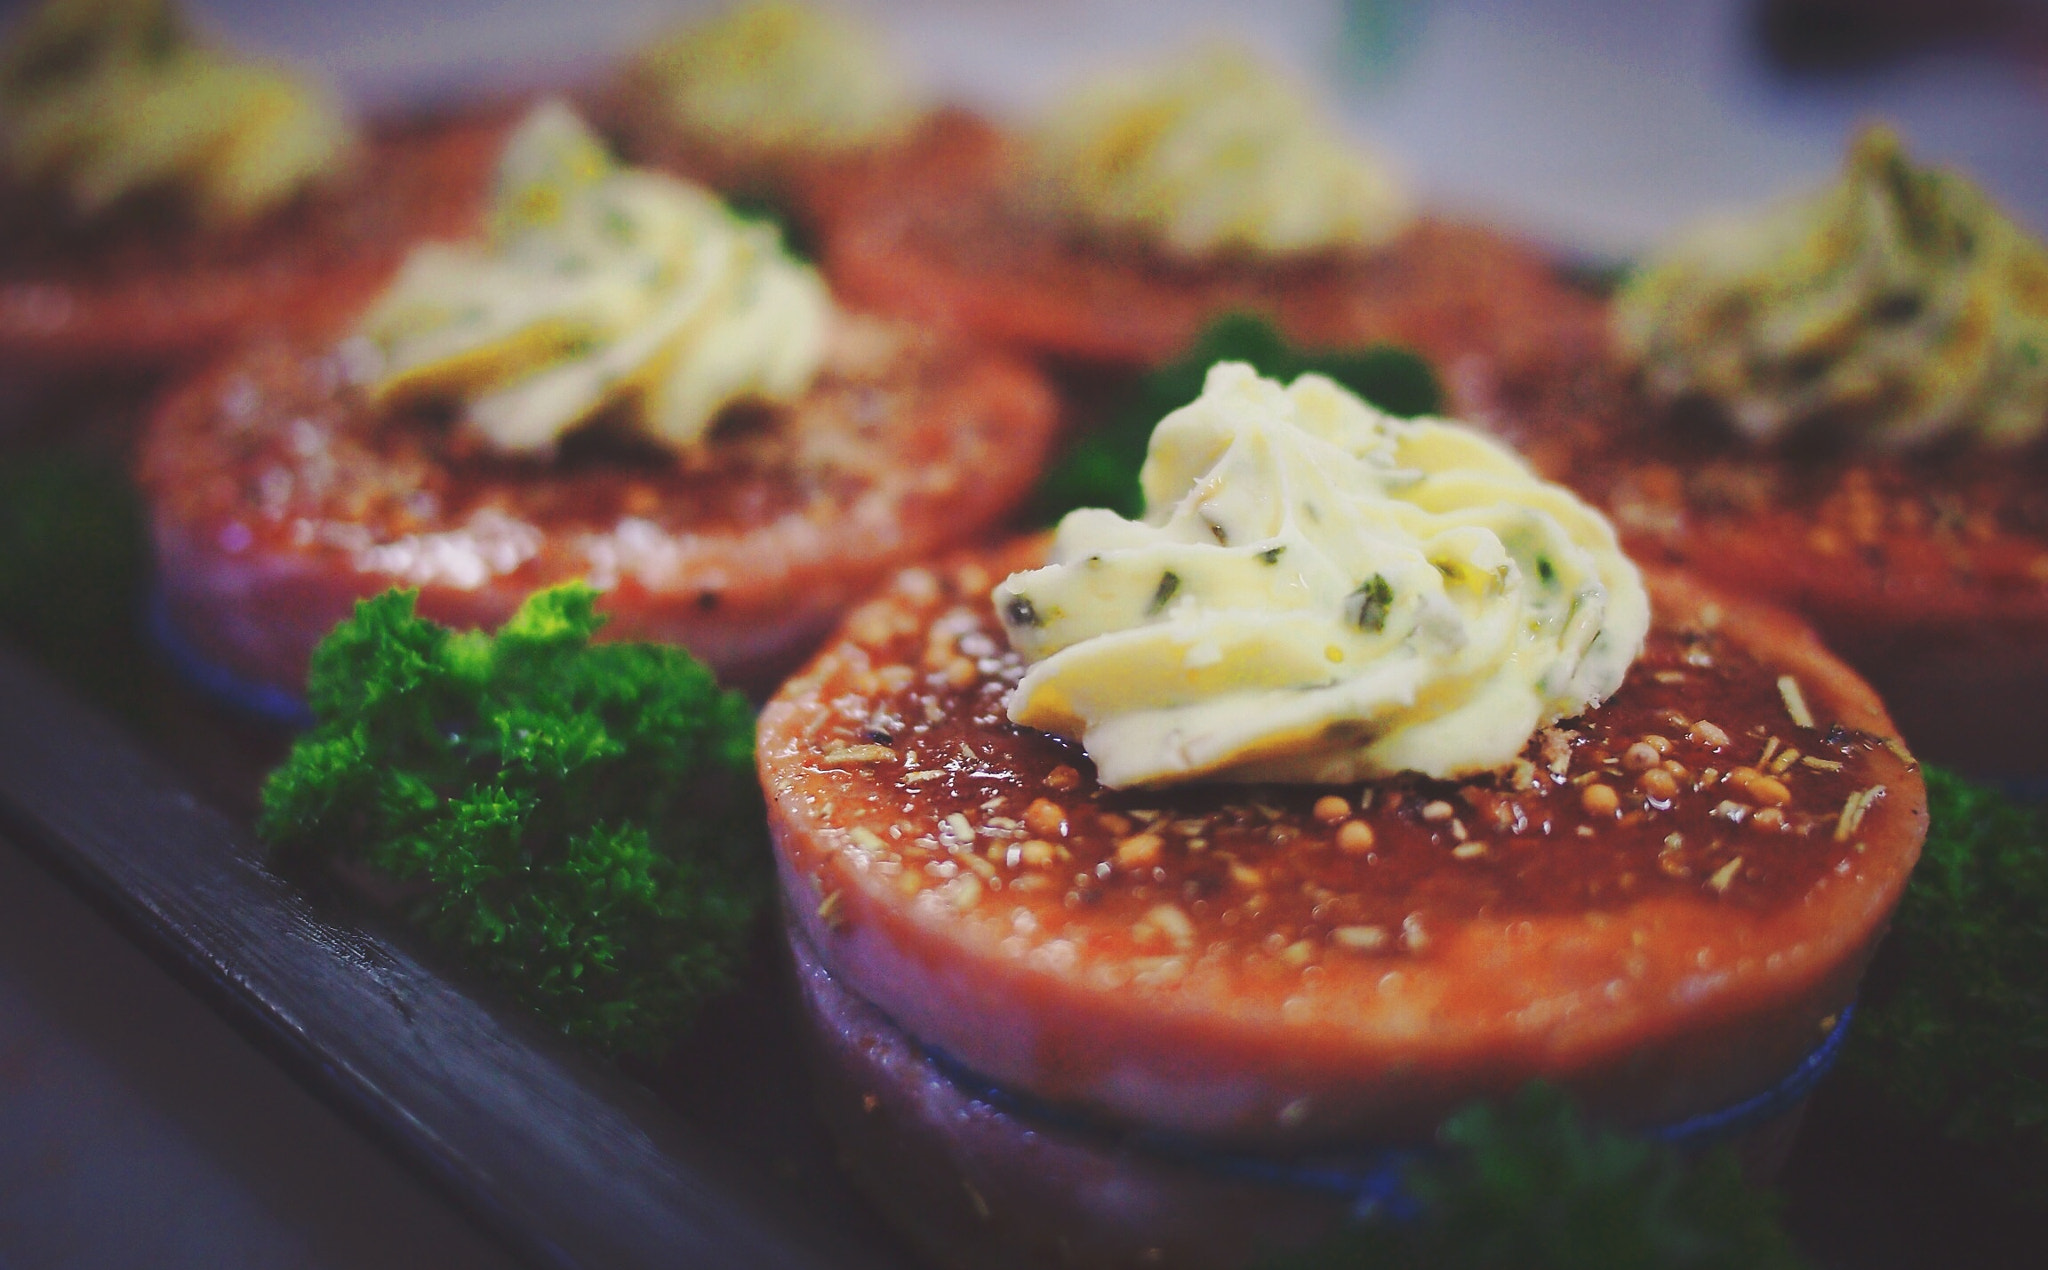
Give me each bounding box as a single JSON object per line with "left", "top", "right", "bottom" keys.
{"left": 1727, "top": 767, "right": 1791, "bottom": 807}
{"left": 1581, "top": 783, "right": 1620, "bottom": 816}
{"left": 1452, "top": 842, "right": 1489, "bottom": 859}
{"left": 1421, "top": 800, "right": 1456, "bottom": 822}
{"left": 1141, "top": 904, "right": 1196, "bottom": 948}
{"left": 1116, "top": 833, "right": 1165, "bottom": 869}
{"left": 943, "top": 813, "right": 976, "bottom": 848}
{"left": 1024, "top": 798, "right": 1067, "bottom": 838}
{"left": 1333, "top": 925, "right": 1388, "bottom": 951}
{"left": 1688, "top": 720, "right": 1731, "bottom": 748}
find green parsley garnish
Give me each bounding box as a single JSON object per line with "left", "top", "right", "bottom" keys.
{"left": 1030, "top": 313, "right": 1442, "bottom": 523}
{"left": 1845, "top": 766, "right": 2048, "bottom": 1155}
{"left": 258, "top": 585, "right": 766, "bottom": 1057}
{"left": 1262, "top": 1084, "right": 1809, "bottom": 1270}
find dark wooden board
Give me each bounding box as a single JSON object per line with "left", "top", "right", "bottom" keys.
{"left": 0, "top": 639, "right": 916, "bottom": 1270}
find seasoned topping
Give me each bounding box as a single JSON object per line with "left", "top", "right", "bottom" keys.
{"left": 1616, "top": 125, "right": 2048, "bottom": 450}
{"left": 633, "top": 0, "right": 922, "bottom": 156}
{"left": 994, "top": 364, "right": 1649, "bottom": 788}
{"left": 352, "top": 102, "right": 831, "bottom": 455}
{"left": 0, "top": 0, "right": 353, "bottom": 225}
{"left": 778, "top": 559, "right": 1901, "bottom": 970}
{"left": 1028, "top": 43, "right": 1409, "bottom": 259}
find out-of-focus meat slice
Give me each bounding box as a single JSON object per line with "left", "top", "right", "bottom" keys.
{"left": 138, "top": 317, "right": 1058, "bottom": 699}
{"left": 0, "top": 108, "right": 511, "bottom": 376}
{"left": 817, "top": 124, "right": 1613, "bottom": 412}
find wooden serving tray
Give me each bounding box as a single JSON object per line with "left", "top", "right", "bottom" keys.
{"left": 0, "top": 630, "right": 2037, "bottom": 1270}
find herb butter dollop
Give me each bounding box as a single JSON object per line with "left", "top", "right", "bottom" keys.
{"left": 354, "top": 102, "right": 832, "bottom": 455}
{"left": 0, "top": 0, "right": 353, "bottom": 225}
{"left": 634, "top": 0, "right": 922, "bottom": 156}
{"left": 1616, "top": 125, "right": 2048, "bottom": 450}
{"left": 1029, "top": 44, "right": 1409, "bottom": 260}
{"left": 995, "top": 363, "right": 1649, "bottom": 788}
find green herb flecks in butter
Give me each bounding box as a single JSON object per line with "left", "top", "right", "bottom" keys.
{"left": 1616, "top": 125, "right": 2048, "bottom": 450}
{"left": 353, "top": 101, "right": 832, "bottom": 455}
{"left": 1030, "top": 43, "right": 1410, "bottom": 260}
{"left": 0, "top": 0, "right": 353, "bottom": 225}
{"left": 635, "top": 0, "right": 922, "bottom": 157}
{"left": 995, "top": 363, "right": 1649, "bottom": 789}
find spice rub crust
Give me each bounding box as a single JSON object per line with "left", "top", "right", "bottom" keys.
{"left": 759, "top": 539, "right": 1925, "bottom": 1146}
{"left": 1539, "top": 398, "right": 2048, "bottom": 772}
{"left": 139, "top": 319, "right": 1058, "bottom": 694}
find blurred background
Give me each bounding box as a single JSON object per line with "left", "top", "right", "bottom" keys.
{"left": 138, "top": 0, "right": 2048, "bottom": 255}
{"left": 0, "top": 1, "right": 2042, "bottom": 1267}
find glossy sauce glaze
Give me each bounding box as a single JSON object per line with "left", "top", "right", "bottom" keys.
{"left": 1526, "top": 385, "right": 2048, "bottom": 772}
{"left": 783, "top": 551, "right": 1896, "bottom": 956}
{"left": 140, "top": 318, "right": 1058, "bottom": 692}
{"left": 761, "top": 539, "right": 1924, "bottom": 1143}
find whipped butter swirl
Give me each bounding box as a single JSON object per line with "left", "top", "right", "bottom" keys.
{"left": 1616, "top": 125, "right": 2048, "bottom": 450}
{"left": 1030, "top": 44, "right": 1410, "bottom": 260}
{"left": 355, "top": 102, "right": 832, "bottom": 455}
{"left": 994, "top": 364, "right": 1649, "bottom": 789}
{"left": 0, "top": 0, "right": 353, "bottom": 225}
{"left": 634, "top": 0, "right": 922, "bottom": 156}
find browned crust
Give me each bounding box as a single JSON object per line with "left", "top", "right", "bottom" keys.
{"left": 1549, "top": 379, "right": 2048, "bottom": 772}
{"left": 138, "top": 322, "right": 1059, "bottom": 695}
{"left": 0, "top": 107, "right": 512, "bottom": 375}
{"left": 759, "top": 541, "right": 1925, "bottom": 1146}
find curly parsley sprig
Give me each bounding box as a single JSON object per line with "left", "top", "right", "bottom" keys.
{"left": 1845, "top": 766, "right": 2048, "bottom": 1153}
{"left": 1262, "top": 1084, "right": 1809, "bottom": 1270}
{"left": 259, "top": 586, "right": 766, "bottom": 1057}
{"left": 1031, "top": 312, "right": 1442, "bottom": 523}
